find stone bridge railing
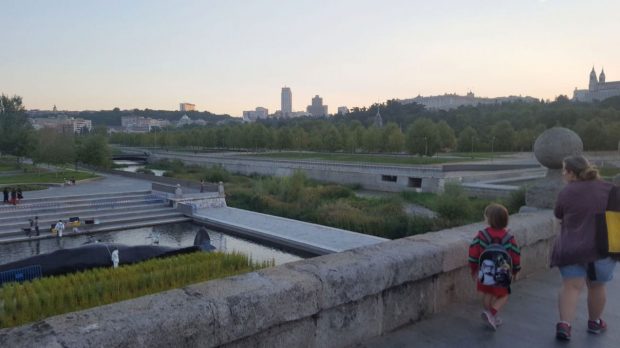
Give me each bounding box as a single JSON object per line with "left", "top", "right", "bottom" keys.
{"left": 0, "top": 211, "right": 557, "bottom": 347}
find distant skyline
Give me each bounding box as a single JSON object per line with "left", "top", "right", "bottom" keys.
{"left": 1, "top": 0, "right": 619, "bottom": 116}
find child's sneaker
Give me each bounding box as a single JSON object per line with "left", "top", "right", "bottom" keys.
{"left": 494, "top": 316, "right": 503, "bottom": 327}
{"left": 481, "top": 310, "right": 497, "bottom": 330}
{"left": 556, "top": 322, "right": 571, "bottom": 341}
{"left": 588, "top": 318, "right": 607, "bottom": 334}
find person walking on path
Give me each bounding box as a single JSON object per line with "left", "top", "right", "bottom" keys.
{"left": 27, "top": 218, "right": 34, "bottom": 238}
{"left": 468, "top": 203, "right": 521, "bottom": 330}
{"left": 54, "top": 220, "right": 65, "bottom": 237}
{"left": 200, "top": 179, "right": 205, "bottom": 193}
{"left": 34, "top": 216, "right": 40, "bottom": 236}
{"left": 552, "top": 155, "right": 617, "bottom": 341}
{"left": 10, "top": 188, "right": 17, "bottom": 205}
{"left": 3, "top": 187, "right": 8, "bottom": 204}
{"left": 16, "top": 187, "right": 23, "bottom": 202}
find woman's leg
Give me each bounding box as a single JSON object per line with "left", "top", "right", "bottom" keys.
{"left": 586, "top": 281, "right": 606, "bottom": 321}
{"left": 559, "top": 277, "right": 586, "bottom": 322}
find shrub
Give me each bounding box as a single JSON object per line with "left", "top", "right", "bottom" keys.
{"left": 504, "top": 187, "right": 526, "bottom": 213}
{"left": 434, "top": 183, "right": 472, "bottom": 223}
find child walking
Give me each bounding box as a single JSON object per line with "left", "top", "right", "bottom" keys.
{"left": 468, "top": 203, "right": 521, "bottom": 330}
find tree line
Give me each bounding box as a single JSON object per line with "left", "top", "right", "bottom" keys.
{"left": 0, "top": 94, "right": 111, "bottom": 168}
{"left": 110, "top": 95, "right": 620, "bottom": 154}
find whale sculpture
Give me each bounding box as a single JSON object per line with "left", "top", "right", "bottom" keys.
{"left": 0, "top": 227, "right": 215, "bottom": 283}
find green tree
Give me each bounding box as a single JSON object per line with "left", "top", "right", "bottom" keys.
{"left": 457, "top": 126, "right": 479, "bottom": 153}
{"left": 322, "top": 124, "right": 342, "bottom": 152}
{"left": 363, "top": 126, "right": 383, "bottom": 152}
{"left": 382, "top": 122, "right": 405, "bottom": 153}
{"left": 0, "top": 94, "right": 35, "bottom": 159}
{"left": 32, "top": 128, "right": 76, "bottom": 167}
{"left": 77, "top": 135, "right": 111, "bottom": 168}
{"left": 405, "top": 118, "right": 440, "bottom": 156}
{"left": 491, "top": 120, "right": 515, "bottom": 151}
{"left": 436, "top": 121, "right": 456, "bottom": 151}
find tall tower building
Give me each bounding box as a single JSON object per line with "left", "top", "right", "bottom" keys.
{"left": 281, "top": 87, "right": 292, "bottom": 117}
{"left": 306, "top": 95, "right": 328, "bottom": 117}
{"left": 589, "top": 67, "right": 598, "bottom": 90}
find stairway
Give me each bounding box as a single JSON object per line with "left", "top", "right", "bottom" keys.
{"left": 0, "top": 190, "right": 191, "bottom": 243}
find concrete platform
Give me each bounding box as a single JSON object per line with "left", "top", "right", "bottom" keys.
{"left": 358, "top": 267, "right": 620, "bottom": 348}
{"left": 193, "top": 206, "right": 388, "bottom": 255}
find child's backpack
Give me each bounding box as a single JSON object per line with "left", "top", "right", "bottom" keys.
{"left": 478, "top": 228, "right": 513, "bottom": 288}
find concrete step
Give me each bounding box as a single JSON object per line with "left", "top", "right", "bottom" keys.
{"left": 0, "top": 216, "right": 193, "bottom": 244}
{"left": 14, "top": 190, "right": 152, "bottom": 204}
{"left": 0, "top": 206, "right": 176, "bottom": 233}
{"left": 1, "top": 193, "right": 158, "bottom": 211}
{"left": 0, "top": 202, "right": 170, "bottom": 224}
{"left": 0, "top": 197, "right": 166, "bottom": 218}
{"left": 0, "top": 211, "right": 187, "bottom": 239}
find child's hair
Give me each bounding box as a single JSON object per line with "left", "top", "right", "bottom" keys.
{"left": 484, "top": 203, "right": 509, "bottom": 229}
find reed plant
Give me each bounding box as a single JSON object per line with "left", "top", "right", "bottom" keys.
{"left": 0, "top": 251, "right": 273, "bottom": 329}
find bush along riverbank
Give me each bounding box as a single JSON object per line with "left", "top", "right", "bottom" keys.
{"left": 146, "top": 160, "right": 524, "bottom": 239}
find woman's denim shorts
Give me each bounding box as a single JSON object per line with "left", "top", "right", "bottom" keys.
{"left": 559, "top": 257, "right": 617, "bottom": 282}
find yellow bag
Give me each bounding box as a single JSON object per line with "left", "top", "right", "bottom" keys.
{"left": 605, "top": 211, "right": 620, "bottom": 253}
{"left": 596, "top": 186, "right": 620, "bottom": 257}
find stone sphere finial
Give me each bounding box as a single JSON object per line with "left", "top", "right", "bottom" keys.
{"left": 533, "top": 127, "right": 583, "bottom": 169}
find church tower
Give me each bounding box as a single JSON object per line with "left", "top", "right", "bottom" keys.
{"left": 373, "top": 105, "right": 383, "bottom": 128}
{"left": 589, "top": 67, "right": 598, "bottom": 90}
{"left": 599, "top": 68, "right": 606, "bottom": 84}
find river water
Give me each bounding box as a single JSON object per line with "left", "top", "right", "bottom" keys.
{"left": 113, "top": 160, "right": 165, "bottom": 176}
{"left": 0, "top": 222, "right": 303, "bottom": 267}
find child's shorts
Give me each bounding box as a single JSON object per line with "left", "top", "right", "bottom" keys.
{"left": 559, "top": 257, "right": 616, "bottom": 282}
{"left": 477, "top": 283, "right": 510, "bottom": 297}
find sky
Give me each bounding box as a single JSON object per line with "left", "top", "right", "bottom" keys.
{"left": 1, "top": 0, "right": 619, "bottom": 116}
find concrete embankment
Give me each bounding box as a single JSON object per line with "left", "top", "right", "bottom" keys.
{"left": 0, "top": 210, "right": 556, "bottom": 347}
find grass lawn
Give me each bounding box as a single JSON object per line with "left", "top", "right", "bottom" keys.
{"left": 600, "top": 166, "right": 620, "bottom": 178}
{"left": 241, "top": 152, "right": 477, "bottom": 165}
{"left": 0, "top": 170, "right": 97, "bottom": 185}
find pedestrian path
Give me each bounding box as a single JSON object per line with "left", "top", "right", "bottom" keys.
{"left": 358, "top": 267, "right": 620, "bottom": 348}
{"left": 193, "top": 207, "right": 388, "bottom": 255}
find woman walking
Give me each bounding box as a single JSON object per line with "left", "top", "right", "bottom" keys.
{"left": 552, "top": 155, "right": 617, "bottom": 340}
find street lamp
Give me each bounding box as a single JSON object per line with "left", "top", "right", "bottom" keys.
{"left": 491, "top": 136, "right": 495, "bottom": 162}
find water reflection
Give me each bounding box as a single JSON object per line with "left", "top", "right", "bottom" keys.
{"left": 0, "top": 222, "right": 303, "bottom": 266}
{"left": 113, "top": 160, "right": 165, "bottom": 176}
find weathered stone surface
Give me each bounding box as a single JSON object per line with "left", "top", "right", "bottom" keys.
{"left": 0, "top": 321, "right": 63, "bottom": 348}
{"left": 287, "top": 239, "right": 442, "bottom": 310}
{"left": 381, "top": 278, "right": 436, "bottom": 333}
{"left": 533, "top": 127, "right": 583, "bottom": 169}
{"left": 408, "top": 227, "right": 475, "bottom": 273}
{"left": 43, "top": 289, "right": 217, "bottom": 348}
{"left": 185, "top": 266, "right": 321, "bottom": 344}
{"left": 433, "top": 267, "right": 477, "bottom": 312}
{"left": 506, "top": 211, "right": 555, "bottom": 246}
{"left": 221, "top": 318, "right": 316, "bottom": 348}
{"left": 519, "top": 239, "right": 554, "bottom": 273}
{"left": 315, "top": 294, "right": 383, "bottom": 348}
{"left": 525, "top": 170, "right": 565, "bottom": 209}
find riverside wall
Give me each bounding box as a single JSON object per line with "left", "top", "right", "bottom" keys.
{"left": 149, "top": 152, "right": 446, "bottom": 193}
{"left": 0, "top": 211, "right": 557, "bottom": 348}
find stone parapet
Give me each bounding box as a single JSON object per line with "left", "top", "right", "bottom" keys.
{"left": 0, "top": 211, "right": 557, "bottom": 347}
